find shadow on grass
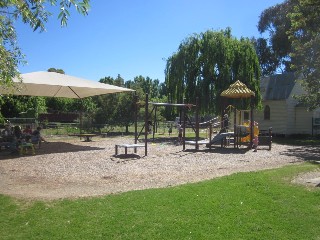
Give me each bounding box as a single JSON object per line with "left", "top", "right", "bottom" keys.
{"left": 0, "top": 141, "right": 105, "bottom": 160}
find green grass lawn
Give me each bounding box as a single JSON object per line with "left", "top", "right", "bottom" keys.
{"left": 1, "top": 164, "right": 319, "bottom": 240}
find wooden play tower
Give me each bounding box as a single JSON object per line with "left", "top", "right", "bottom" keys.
{"left": 220, "top": 80, "right": 256, "bottom": 149}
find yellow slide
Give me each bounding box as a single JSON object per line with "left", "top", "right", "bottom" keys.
{"left": 241, "top": 122, "right": 259, "bottom": 142}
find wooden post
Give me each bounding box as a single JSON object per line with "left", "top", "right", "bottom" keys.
{"left": 250, "top": 95, "right": 254, "bottom": 149}
{"left": 195, "top": 97, "right": 199, "bottom": 150}
{"left": 312, "top": 117, "right": 314, "bottom": 137}
{"left": 234, "top": 105, "right": 237, "bottom": 148}
{"left": 209, "top": 121, "right": 212, "bottom": 149}
{"left": 134, "top": 93, "right": 138, "bottom": 153}
{"left": 153, "top": 105, "right": 157, "bottom": 140}
{"left": 268, "top": 127, "right": 273, "bottom": 150}
{"left": 145, "top": 94, "right": 148, "bottom": 156}
{"left": 182, "top": 105, "right": 186, "bottom": 151}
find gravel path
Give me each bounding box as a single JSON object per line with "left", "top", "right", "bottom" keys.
{"left": 0, "top": 136, "right": 318, "bottom": 200}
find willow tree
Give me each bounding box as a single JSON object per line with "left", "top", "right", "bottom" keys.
{"left": 165, "top": 28, "right": 261, "bottom": 116}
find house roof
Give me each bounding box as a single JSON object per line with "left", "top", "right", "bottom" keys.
{"left": 263, "top": 72, "right": 296, "bottom": 100}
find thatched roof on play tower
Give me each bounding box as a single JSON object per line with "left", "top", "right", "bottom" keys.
{"left": 220, "top": 80, "right": 255, "bottom": 98}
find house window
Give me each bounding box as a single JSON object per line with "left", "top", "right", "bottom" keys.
{"left": 264, "top": 105, "right": 270, "bottom": 120}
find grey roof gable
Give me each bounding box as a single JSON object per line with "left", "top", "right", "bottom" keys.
{"left": 263, "top": 72, "right": 296, "bottom": 100}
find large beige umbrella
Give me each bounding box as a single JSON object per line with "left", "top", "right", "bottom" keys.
{"left": 0, "top": 71, "right": 134, "bottom": 135}
{"left": 221, "top": 80, "right": 255, "bottom": 99}
{"left": 0, "top": 71, "right": 134, "bottom": 98}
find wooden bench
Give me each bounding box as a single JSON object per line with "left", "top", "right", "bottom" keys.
{"left": 258, "top": 127, "right": 272, "bottom": 150}
{"left": 115, "top": 144, "right": 145, "bottom": 156}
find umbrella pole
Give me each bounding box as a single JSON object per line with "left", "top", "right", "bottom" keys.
{"left": 80, "top": 99, "right": 83, "bottom": 135}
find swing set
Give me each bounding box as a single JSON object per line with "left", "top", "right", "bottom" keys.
{"left": 115, "top": 94, "right": 201, "bottom": 156}
{"left": 135, "top": 94, "right": 200, "bottom": 153}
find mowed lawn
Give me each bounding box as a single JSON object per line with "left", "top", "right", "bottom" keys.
{"left": 1, "top": 163, "right": 319, "bottom": 240}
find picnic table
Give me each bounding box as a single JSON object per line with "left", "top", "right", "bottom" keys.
{"left": 0, "top": 136, "right": 36, "bottom": 155}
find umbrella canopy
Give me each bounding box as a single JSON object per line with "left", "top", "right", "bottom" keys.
{"left": 220, "top": 80, "right": 255, "bottom": 98}
{"left": 0, "top": 71, "right": 134, "bottom": 98}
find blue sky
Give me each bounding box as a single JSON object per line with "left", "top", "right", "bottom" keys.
{"left": 15, "top": 0, "right": 284, "bottom": 83}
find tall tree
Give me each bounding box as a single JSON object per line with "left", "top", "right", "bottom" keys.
{"left": 96, "top": 76, "right": 133, "bottom": 128}
{"left": 0, "top": 95, "right": 46, "bottom": 119}
{"left": 95, "top": 75, "right": 166, "bottom": 128}
{"left": 114, "top": 74, "right": 125, "bottom": 87}
{"left": 288, "top": 0, "right": 320, "bottom": 110}
{"left": 165, "top": 29, "right": 261, "bottom": 116}
{"left": 251, "top": 37, "right": 279, "bottom": 76}
{"left": 259, "top": 0, "right": 320, "bottom": 109}
{"left": 113, "top": 93, "right": 135, "bottom": 133}
{"left": 132, "top": 75, "right": 162, "bottom": 99}
{"left": 0, "top": 0, "right": 90, "bottom": 86}
{"left": 48, "top": 68, "right": 65, "bottom": 74}
{"left": 258, "top": 1, "right": 295, "bottom": 73}
{"left": 95, "top": 76, "right": 118, "bottom": 125}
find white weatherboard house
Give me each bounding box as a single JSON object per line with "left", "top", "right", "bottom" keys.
{"left": 254, "top": 72, "right": 320, "bottom": 136}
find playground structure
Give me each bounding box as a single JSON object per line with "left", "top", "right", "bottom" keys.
{"left": 220, "top": 80, "right": 256, "bottom": 149}
{"left": 186, "top": 80, "right": 272, "bottom": 150}
{"left": 136, "top": 94, "right": 271, "bottom": 153}
{"left": 210, "top": 105, "right": 272, "bottom": 150}
{"left": 183, "top": 105, "right": 272, "bottom": 150}
{"left": 116, "top": 80, "right": 273, "bottom": 156}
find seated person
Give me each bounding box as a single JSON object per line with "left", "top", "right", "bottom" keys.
{"left": 1, "top": 124, "right": 12, "bottom": 138}
{"left": 8, "top": 125, "right": 23, "bottom": 154}
{"left": 31, "top": 127, "right": 48, "bottom": 146}
{"left": 13, "top": 125, "right": 22, "bottom": 139}
{"left": 23, "top": 125, "right": 33, "bottom": 135}
{"left": 219, "top": 114, "right": 229, "bottom": 133}
{"left": 1, "top": 124, "right": 14, "bottom": 145}
{"left": 0, "top": 124, "right": 13, "bottom": 150}
{"left": 23, "top": 125, "right": 33, "bottom": 141}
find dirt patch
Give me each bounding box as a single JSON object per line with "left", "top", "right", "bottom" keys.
{"left": 291, "top": 169, "right": 320, "bottom": 187}
{"left": 0, "top": 136, "right": 319, "bottom": 200}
